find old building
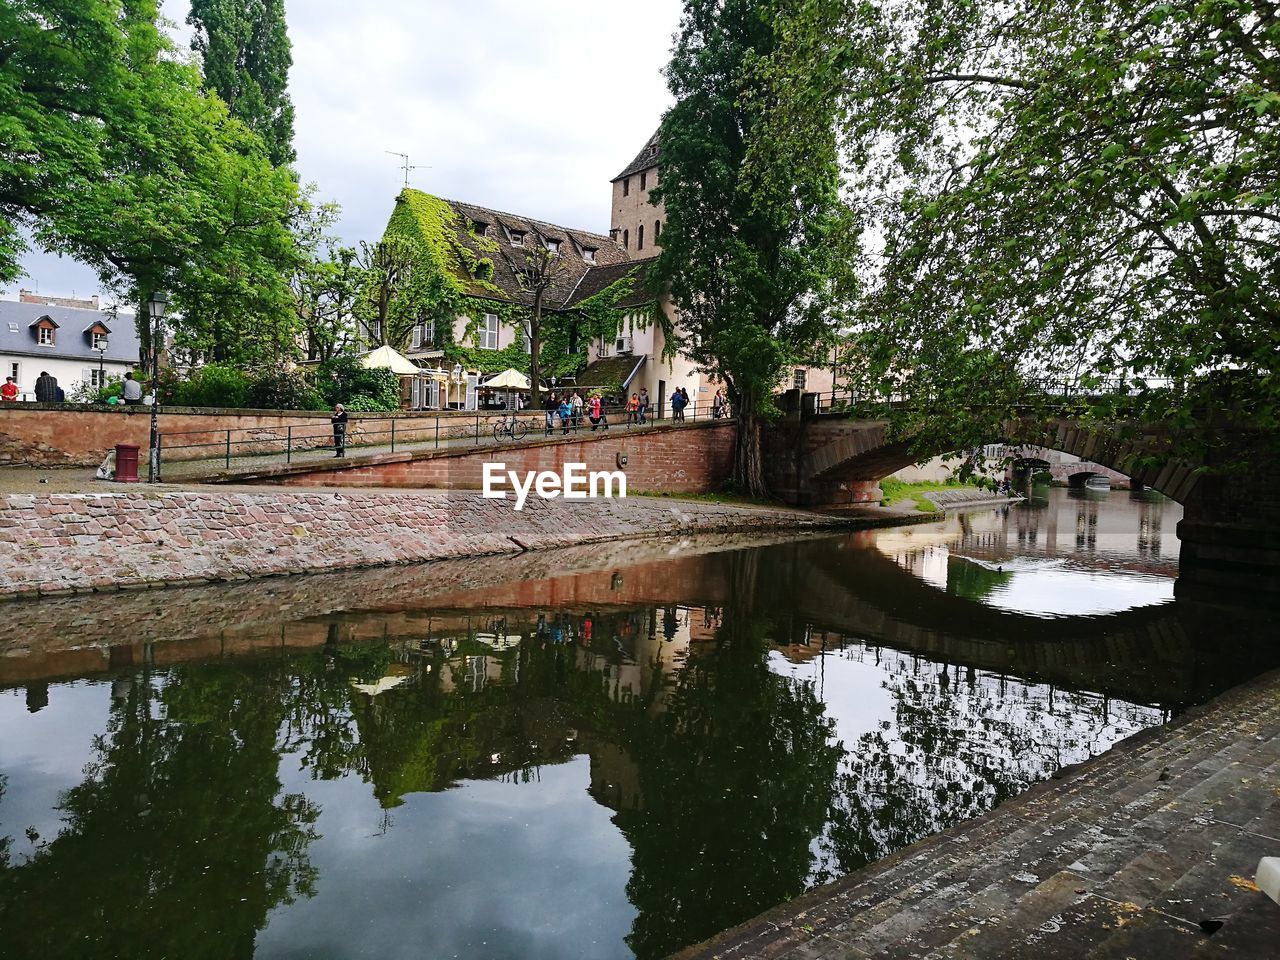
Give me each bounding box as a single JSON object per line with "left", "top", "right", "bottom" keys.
{"left": 0, "top": 293, "right": 139, "bottom": 401}
{"left": 374, "top": 128, "right": 838, "bottom": 413}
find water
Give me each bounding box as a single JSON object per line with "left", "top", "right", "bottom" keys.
{"left": 1, "top": 488, "right": 1275, "bottom": 960}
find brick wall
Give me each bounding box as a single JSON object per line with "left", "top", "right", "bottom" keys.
{"left": 0, "top": 484, "right": 846, "bottom": 598}
{"left": 264, "top": 420, "right": 737, "bottom": 494}
{"left": 0, "top": 404, "right": 525, "bottom": 467}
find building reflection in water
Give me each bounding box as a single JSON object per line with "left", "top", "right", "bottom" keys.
{"left": 1, "top": 495, "right": 1276, "bottom": 960}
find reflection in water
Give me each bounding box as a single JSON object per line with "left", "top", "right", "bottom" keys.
{"left": 1, "top": 490, "right": 1276, "bottom": 959}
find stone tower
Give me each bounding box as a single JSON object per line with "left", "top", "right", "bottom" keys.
{"left": 609, "top": 129, "right": 664, "bottom": 259}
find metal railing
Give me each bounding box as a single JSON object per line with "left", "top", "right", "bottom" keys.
{"left": 156, "top": 398, "right": 734, "bottom": 475}
{"left": 810, "top": 378, "right": 1179, "bottom": 417}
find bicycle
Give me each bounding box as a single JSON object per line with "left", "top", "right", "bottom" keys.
{"left": 493, "top": 414, "right": 529, "bottom": 443}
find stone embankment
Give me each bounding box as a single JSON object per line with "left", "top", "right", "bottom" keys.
{"left": 924, "top": 488, "right": 1023, "bottom": 510}
{"left": 0, "top": 489, "right": 856, "bottom": 598}
{"left": 676, "top": 668, "right": 1280, "bottom": 959}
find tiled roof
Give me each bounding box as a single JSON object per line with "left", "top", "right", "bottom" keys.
{"left": 397, "top": 190, "right": 659, "bottom": 313}
{"left": 577, "top": 354, "right": 646, "bottom": 390}
{"left": 563, "top": 260, "right": 657, "bottom": 310}
{"left": 0, "top": 299, "right": 139, "bottom": 363}
{"left": 613, "top": 128, "right": 661, "bottom": 181}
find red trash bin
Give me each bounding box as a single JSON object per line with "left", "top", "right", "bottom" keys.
{"left": 114, "top": 444, "right": 140, "bottom": 483}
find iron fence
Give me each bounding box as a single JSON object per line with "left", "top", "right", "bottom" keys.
{"left": 156, "top": 398, "right": 734, "bottom": 476}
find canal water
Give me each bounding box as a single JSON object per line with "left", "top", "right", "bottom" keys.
{"left": 1, "top": 488, "right": 1276, "bottom": 960}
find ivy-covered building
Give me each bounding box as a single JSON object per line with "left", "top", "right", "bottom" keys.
{"left": 372, "top": 129, "right": 834, "bottom": 412}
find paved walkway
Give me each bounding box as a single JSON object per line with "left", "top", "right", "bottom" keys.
{"left": 674, "top": 670, "right": 1280, "bottom": 960}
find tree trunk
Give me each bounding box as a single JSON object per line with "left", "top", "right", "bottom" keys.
{"left": 732, "top": 400, "right": 769, "bottom": 497}
{"left": 528, "top": 293, "right": 543, "bottom": 406}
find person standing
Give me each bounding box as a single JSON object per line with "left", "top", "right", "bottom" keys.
{"left": 558, "top": 395, "right": 573, "bottom": 435}
{"left": 671, "top": 387, "right": 687, "bottom": 422}
{"left": 626, "top": 393, "right": 639, "bottom": 424}
{"left": 544, "top": 392, "right": 558, "bottom": 436}
{"left": 330, "top": 403, "right": 348, "bottom": 457}
{"left": 121, "top": 372, "right": 143, "bottom": 405}
{"left": 570, "top": 391, "right": 583, "bottom": 428}
{"left": 588, "top": 393, "right": 603, "bottom": 431}
{"left": 34, "top": 371, "right": 58, "bottom": 404}
{"left": 637, "top": 387, "right": 650, "bottom": 424}
{"left": 712, "top": 389, "right": 725, "bottom": 419}
{"left": 1, "top": 377, "right": 17, "bottom": 402}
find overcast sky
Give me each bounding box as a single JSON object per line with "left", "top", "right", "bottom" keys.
{"left": 4, "top": 0, "right": 683, "bottom": 306}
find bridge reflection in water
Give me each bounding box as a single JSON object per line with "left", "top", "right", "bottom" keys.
{"left": 0, "top": 491, "right": 1275, "bottom": 960}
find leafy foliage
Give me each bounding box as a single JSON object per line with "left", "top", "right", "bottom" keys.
{"left": 769, "top": 0, "right": 1280, "bottom": 458}
{"left": 316, "top": 354, "right": 400, "bottom": 411}
{"left": 246, "top": 368, "right": 326, "bottom": 411}
{"left": 188, "top": 0, "right": 296, "bottom": 166}
{"left": 169, "top": 363, "right": 251, "bottom": 408}
{"left": 0, "top": 1, "right": 300, "bottom": 370}
{"left": 653, "top": 0, "right": 851, "bottom": 494}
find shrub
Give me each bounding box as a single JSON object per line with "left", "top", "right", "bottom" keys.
{"left": 342, "top": 394, "right": 391, "bottom": 412}
{"left": 317, "top": 355, "right": 400, "bottom": 410}
{"left": 247, "top": 369, "right": 327, "bottom": 411}
{"left": 171, "top": 363, "right": 250, "bottom": 408}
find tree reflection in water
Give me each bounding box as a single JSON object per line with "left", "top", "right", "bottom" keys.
{"left": 5, "top": 527, "right": 1266, "bottom": 960}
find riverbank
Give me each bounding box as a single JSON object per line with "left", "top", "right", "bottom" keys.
{"left": 674, "top": 667, "right": 1280, "bottom": 960}
{"left": 0, "top": 486, "right": 875, "bottom": 598}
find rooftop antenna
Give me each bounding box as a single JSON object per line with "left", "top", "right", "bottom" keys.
{"left": 386, "top": 150, "right": 429, "bottom": 187}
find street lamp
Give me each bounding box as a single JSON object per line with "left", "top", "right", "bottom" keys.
{"left": 146, "top": 291, "right": 167, "bottom": 483}
{"left": 96, "top": 341, "right": 107, "bottom": 398}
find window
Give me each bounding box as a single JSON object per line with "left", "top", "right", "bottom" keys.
{"left": 8, "top": 362, "right": 19, "bottom": 382}
{"left": 90, "top": 367, "right": 106, "bottom": 388}
{"left": 640, "top": 171, "right": 647, "bottom": 190}
{"left": 368, "top": 319, "right": 382, "bottom": 343}
{"left": 38, "top": 325, "right": 54, "bottom": 346}
{"left": 6, "top": 323, "right": 16, "bottom": 333}
{"left": 654, "top": 220, "right": 661, "bottom": 242}
{"left": 92, "top": 331, "right": 108, "bottom": 350}
{"left": 623, "top": 178, "right": 630, "bottom": 197}
{"left": 792, "top": 368, "right": 807, "bottom": 390}
{"left": 521, "top": 323, "right": 532, "bottom": 354}
{"left": 637, "top": 224, "right": 644, "bottom": 250}
{"left": 582, "top": 247, "right": 596, "bottom": 264}
{"left": 623, "top": 229, "right": 629, "bottom": 249}
{"left": 510, "top": 230, "right": 525, "bottom": 246}
{"left": 480, "top": 313, "right": 500, "bottom": 350}
{"left": 473, "top": 221, "right": 490, "bottom": 237}
{"left": 545, "top": 239, "right": 560, "bottom": 255}
{"left": 609, "top": 229, "right": 619, "bottom": 242}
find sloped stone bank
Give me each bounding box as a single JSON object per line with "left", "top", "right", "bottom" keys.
{"left": 0, "top": 489, "right": 854, "bottom": 598}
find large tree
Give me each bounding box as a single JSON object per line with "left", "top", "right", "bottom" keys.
{"left": 188, "top": 0, "right": 297, "bottom": 167}
{"left": 653, "top": 0, "right": 852, "bottom": 495}
{"left": 769, "top": 0, "right": 1280, "bottom": 457}
{"left": 0, "top": 0, "right": 300, "bottom": 366}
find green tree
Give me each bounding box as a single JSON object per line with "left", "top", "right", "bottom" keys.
{"left": 769, "top": 0, "right": 1280, "bottom": 457}
{"left": 653, "top": 0, "right": 851, "bottom": 495}
{"left": 0, "top": 0, "right": 300, "bottom": 368}
{"left": 291, "top": 193, "right": 361, "bottom": 363}
{"left": 188, "top": 0, "right": 296, "bottom": 167}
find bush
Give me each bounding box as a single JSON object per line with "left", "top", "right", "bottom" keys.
{"left": 171, "top": 363, "right": 250, "bottom": 408}
{"left": 247, "top": 369, "right": 327, "bottom": 411}
{"left": 70, "top": 373, "right": 132, "bottom": 405}
{"left": 317, "top": 355, "right": 400, "bottom": 411}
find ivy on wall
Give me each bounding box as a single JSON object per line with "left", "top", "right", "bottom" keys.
{"left": 379, "top": 188, "right": 646, "bottom": 384}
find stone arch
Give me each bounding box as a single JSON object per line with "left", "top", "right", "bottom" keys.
{"left": 787, "top": 416, "right": 1201, "bottom": 506}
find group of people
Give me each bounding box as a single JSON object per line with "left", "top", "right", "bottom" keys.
{"left": 542, "top": 391, "right": 612, "bottom": 434}
{"left": 0, "top": 370, "right": 146, "bottom": 405}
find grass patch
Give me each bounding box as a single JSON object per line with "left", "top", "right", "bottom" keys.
{"left": 878, "top": 477, "right": 985, "bottom": 512}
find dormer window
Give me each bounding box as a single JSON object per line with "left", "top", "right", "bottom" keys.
{"left": 92, "top": 331, "right": 108, "bottom": 350}
{"left": 544, "top": 239, "right": 560, "bottom": 255}
{"left": 473, "top": 220, "right": 490, "bottom": 237}
{"left": 31, "top": 316, "right": 58, "bottom": 346}
{"left": 582, "top": 247, "right": 596, "bottom": 264}
{"left": 509, "top": 230, "right": 525, "bottom": 247}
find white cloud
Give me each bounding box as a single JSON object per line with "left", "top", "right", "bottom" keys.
{"left": 5, "top": 0, "right": 681, "bottom": 302}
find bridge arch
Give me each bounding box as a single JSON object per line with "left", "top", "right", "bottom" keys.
{"left": 770, "top": 416, "right": 1201, "bottom": 508}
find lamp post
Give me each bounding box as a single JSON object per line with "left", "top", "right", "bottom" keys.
{"left": 96, "top": 342, "right": 107, "bottom": 398}
{"left": 146, "top": 292, "right": 167, "bottom": 483}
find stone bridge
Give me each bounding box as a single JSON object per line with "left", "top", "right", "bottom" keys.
{"left": 764, "top": 412, "right": 1279, "bottom": 599}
